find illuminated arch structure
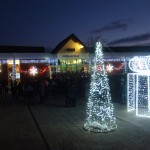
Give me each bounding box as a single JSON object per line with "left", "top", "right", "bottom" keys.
{"left": 128, "top": 56, "right": 150, "bottom": 117}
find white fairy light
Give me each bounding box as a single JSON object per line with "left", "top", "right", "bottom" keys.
{"left": 20, "top": 59, "right": 56, "bottom": 64}
{"left": 136, "top": 75, "right": 150, "bottom": 117}
{"left": 127, "top": 74, "right": 150, "bottom": 117}
{"left": 12, "top": 58, "right": 16, "bottom": 81}
{"left": 127, "top": 73, "right": 136, "bottom": 112}
{"left": 84, "top": 41, "right": 117, "bottom": 132}
{"left": 106, "top": 63, "right": 114, "bottom": 72}
{"left": 104, "top": 58, "right": 125, "bottom": 62}
{"left": 29, "top": 66, "right": 38, "bottom": 76}
{"left": 0, "top": 60, "right": 7, "bottom": 64}
{"left": 127, "top": 55, "right": 150, "bottom": 117}
{"left": 129, "top": 56, "right": 150, "bottom": 73}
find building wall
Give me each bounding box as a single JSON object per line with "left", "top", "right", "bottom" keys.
{"left": 58, "top": 39, "right": 85, "bottom": 53}
{"left": 56, "top": 39, "right": 90, "bottom": 72}
{"left": 0, "top": 64, "right": 8, "bottom": 82}
{"left": 57, "top": 39, "right": 89, "bottom": 59}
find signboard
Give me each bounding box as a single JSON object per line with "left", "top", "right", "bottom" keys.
{"left": 57, "top": 53, "right": 89, "bottom": 59}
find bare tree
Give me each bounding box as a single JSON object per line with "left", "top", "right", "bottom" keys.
{"left": 85, "top": 34, "right": 108, "bottom": 48}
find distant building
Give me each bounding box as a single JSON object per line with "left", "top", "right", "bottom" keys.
{"left": 51, "top": 33, "right": 89, "bottom": 72}
{"left": 0, "top": 46, "right": 54, "bottom": 83}
{"left": 0, "top": 33, "right": 150, "bottom": 83}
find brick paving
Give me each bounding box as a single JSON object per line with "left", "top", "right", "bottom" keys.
{"left": 0, "top": 104, "right": 47, "bottom": 150}
{"left": 0, "top": 96, "right": 150, "bottom": 150}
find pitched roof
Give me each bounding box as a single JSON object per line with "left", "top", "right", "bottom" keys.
{"left": 51, "top": 33, "right": 89, "bottom": 54}
{"left": 0, "top": 46, "right": 45, "bottom": 53}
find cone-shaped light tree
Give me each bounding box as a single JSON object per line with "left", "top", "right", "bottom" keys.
{"left": 84, "top": 41, "right": 117, "bottom": 132}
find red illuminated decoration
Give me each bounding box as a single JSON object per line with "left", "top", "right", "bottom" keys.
{"left": 19, "top": 69, "right": 28, "bottom": 74}
{"left": 114, "top": 63, "right": 124, "bottom": 71}
{"left": 19, "top": 66, "right": 50, "bottom": 74}
{"left": 18, "top": 64, "right": 123, "bottom": 75}
{"left": 105, "top": 63, "right": 124, "bottom": 73}
{"left": 39, "top": 67, "right": 50, "bottom": 73}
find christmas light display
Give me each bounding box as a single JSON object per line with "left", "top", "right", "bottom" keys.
{"left": 55, "top": 59, "right": 58, "bottom": 73}
{"left": 29, "top": 66, "right": 38, "bottom": 76}
{"left": 19, "top": 66, "right": 50, "bottom": 74}
{"left": 84, "top": 41, "right": 117, "bottom": 132}
{"left": 104, "top": 58, "right": 125, "bottom": 62}
{"left": 127, "top": 73, "right": 136, "bottom": 112}
{"left": 106, "top": 63, "right": 114, "bottom": 72}
{"left": 0, "top": 60, "right": 7, "bottom": 64}
{"left": 20, "top": 59, "right": 56, "bottom": 64}
{"left": 127, "top": 56, "right": 150, "bottom": 117}
{"left": 127, "top": 73, "right": 150, "bottom": 117}
{"left": 136, "top": 74, "right": 150, "bottom": 117}
{"left": 129, "top": 56, "right": 150, "bottom": 73}
{"left": 12, "top": 58, "right": 16, "bottom": 81}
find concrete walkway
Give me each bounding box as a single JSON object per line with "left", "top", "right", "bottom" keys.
{"left": 0, "top": 96, "right": 150, "bottom": 150}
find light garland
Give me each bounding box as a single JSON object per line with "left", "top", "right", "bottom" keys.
{"left": 0, "top": 60, "right": 7, "bottom": 64}
{"left": 29, "top": 66, "right": 38, "bottom": 76}
{"left": 127, "top": 73, "right": 136, "bottom": 112}
{"left": 136, "top": 75, "right": 150, "bottom": 117}
{"left": 127, "top": 58, "right": 150, "bottom": 117}
{"left": 12, "top": 58, "right": 16, "bottom": 81}
{"left": 127, "top": 73, "right": 150, "bottom": 117}
{"left": 20, "top": 59, "right": 56, "bottom": 64}
{"left": 19, "top": 66, "right": 50, "bottom": 74}
{"left": 90, "top": 57, "right": 126, "bottom": 62}
{"left": 104, "top": 58, "right": 125, "bottom": 62}
{"left": 55, "top": 59, "right": 58, "bottom": 73}
{"left": 95, "top": 63, "right": 124, "bottom": 73}
{"left": 129, "top": 56, "right": 150, "bottom": 73}
{"left": 84, "top": 41, "right": 117, "bottom": 132}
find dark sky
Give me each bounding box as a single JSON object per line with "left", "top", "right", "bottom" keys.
{"left": 0, "top": 0, "right": 150, "bottom": 48}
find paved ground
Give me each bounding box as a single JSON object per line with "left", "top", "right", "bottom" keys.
{"left": 0, "top": 95, "right": 150, "bottom": 150}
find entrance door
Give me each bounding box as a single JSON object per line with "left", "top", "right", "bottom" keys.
{"left": 67, "top": 65, "right": 71, "bottom": 72}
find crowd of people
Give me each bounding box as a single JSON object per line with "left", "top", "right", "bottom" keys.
{"left": 0, "top": 72, "right": 91, "bottom": 107}
{"left": 0, "top": 72, "right": 126, "bottom": 106}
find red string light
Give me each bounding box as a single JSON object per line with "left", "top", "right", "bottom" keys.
{"left": 19, "top": 66, "right": 50, "bottom": 74}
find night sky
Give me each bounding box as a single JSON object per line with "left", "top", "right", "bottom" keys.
{"left": 0, "top": 0, "right": 150, "bottom": 48}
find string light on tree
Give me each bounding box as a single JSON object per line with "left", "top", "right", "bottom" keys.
{"left": 84, "top": 41, "right": 117, "bottom": 132}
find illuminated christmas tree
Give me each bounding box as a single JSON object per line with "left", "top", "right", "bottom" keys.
{"left": 84, "top": 41, "right": 117, "bottom": 132}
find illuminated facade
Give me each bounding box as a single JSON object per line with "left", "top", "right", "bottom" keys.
{"left": 0, "top": 53, "right": 56, "bottom": 83}
{"left": 51, "top": 34, "right": 90, "bottom": 73}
